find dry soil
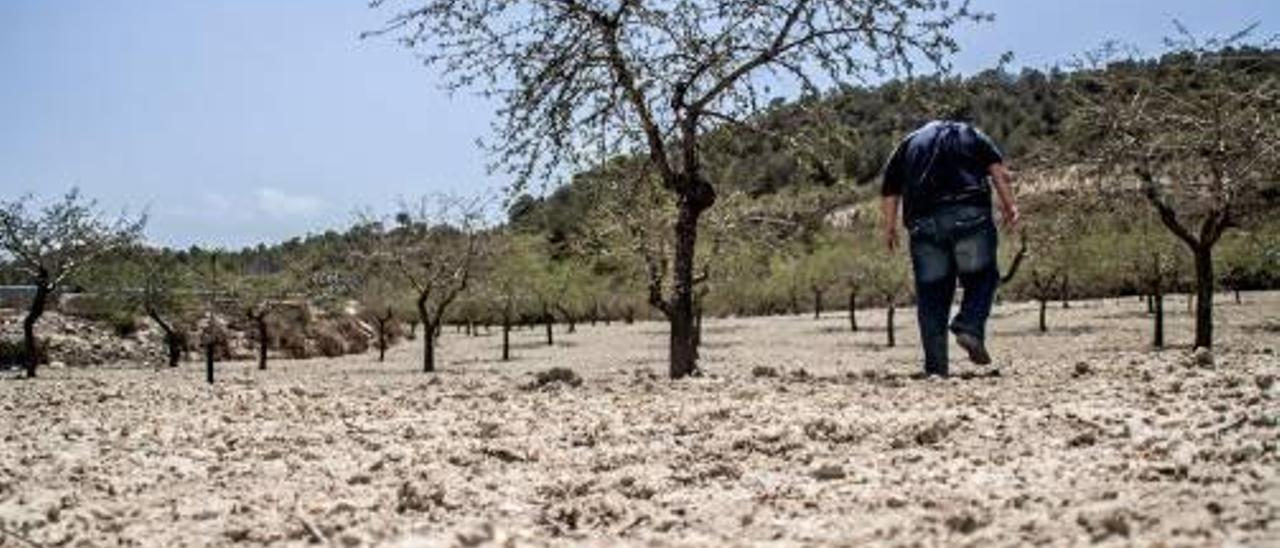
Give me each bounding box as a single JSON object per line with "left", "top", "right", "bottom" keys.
{"left": 1, "top": 293, "right": 1277, "bottom": 547}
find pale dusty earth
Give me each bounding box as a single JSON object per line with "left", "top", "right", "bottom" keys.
{"left": 1, "top": 293, "right": 1278, "bottom": 548}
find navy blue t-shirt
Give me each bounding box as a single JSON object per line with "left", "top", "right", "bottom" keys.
{"left": 881, "top": 121, "right": 1004, "bottom": 223}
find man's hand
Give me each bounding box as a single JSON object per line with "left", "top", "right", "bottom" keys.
{"left": 881, "top": 195, "right": 901, "bottom": 252}
{"left": 1000, "top": 203, "right": 1021, "bottom": 230}
{"left": 884, "top": 225, "right": 899, "bottom": 252}
{"left": 988, "top": 163, "right": 1019, "bottom": 231}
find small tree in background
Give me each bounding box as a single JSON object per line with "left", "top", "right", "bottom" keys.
{"left": 188, "top": 249, "right": 232, "bottom": 384}
{"left": 74, "top": 247, "right": 198, "bottom": 368}
{"left": 1218, "top": 227, "right": 1278, "bottom": 304}
{"left": 90, "top": 247, "right": 197, "bottom": 368}
{"left": 231, "top": 271, "right": 294, "bottom": 371}
{"left": 863, "top": 243, "right": 910, "bottom": 348}
{"left": 137, "top": 251, "right": 196, "bottom": 367}
{"left": 798, "top": 236, "right": 842, "bottom": 319}
{"left": 830, "top": 231, "right": 879, "bottom": 333}
{"left": 1016, "top": 220, "right": 1072, "bottom": 334}
{"left": 357, "top": 269, "right": 413, "bottom": 362}
{"left": 484, "top": 233, "right": 540, "bottom": 361}
{"left": 360, "top": 196, "right": 484, "bottom": 373}
{"left": 0, "top": 189, "right": 145, "bottom": 378}
{"left": 1069, "top": 27, "right": 1280, "bottom": 348}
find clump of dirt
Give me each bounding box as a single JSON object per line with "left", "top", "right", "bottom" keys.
{"left": 751, "top": 365, "right": 779, "bottom": 378}
{"left": 1193, "top": 346, "right": 1215, "bottom": 368}
{"left": 529, "top": 367, "right": 582, "bottom": 388}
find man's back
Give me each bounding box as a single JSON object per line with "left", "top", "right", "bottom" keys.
{"left": 881, "top": 121, "right": 1004, "bottom": 222}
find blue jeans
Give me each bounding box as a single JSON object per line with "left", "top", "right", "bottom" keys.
{"left": 907, "top": 205, "right": 999, "bottom": 376}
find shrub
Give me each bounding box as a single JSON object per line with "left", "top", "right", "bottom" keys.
{"left": 109, "top": 313, "right": 142, "bottom": 338}
{"left": 313, "top": 327, "right": 346, "bottom": 358}
{"left": 333, "top": 317, "right": 371, "bottom": 354}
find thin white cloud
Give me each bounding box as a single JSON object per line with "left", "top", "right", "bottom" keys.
{"left": 202, "top": 191, "right": 232, "bottom": 212}
{"left": 255, "top": 187, "right": 325, "bottom": 217}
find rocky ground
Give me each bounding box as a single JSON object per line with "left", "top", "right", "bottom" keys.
{"left": 0, "top": 307, "right": 384, "bottom": 369}
{"left": 0, "top": 293, "right": 1277, "bottom": 547}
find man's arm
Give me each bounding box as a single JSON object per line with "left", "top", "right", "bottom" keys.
{"left": 881, "top": 195, "right": 901, "bottom": 251}
{"left": 989, "top": 162, "right": 1019, "bottom": 229}
{"left": 880, "top": 139, "right": 907, "bottom": 252}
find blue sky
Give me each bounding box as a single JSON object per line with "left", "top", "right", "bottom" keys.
{"left": 1, "top": 1, "right": 1275, "bottom": 249}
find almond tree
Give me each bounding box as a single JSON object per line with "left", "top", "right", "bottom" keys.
{"left": 74, "top": 246, "right": 196, "bottom": 368}
{"left": 357, "top": 269, "right": 413, "bottom": 362}
{"left": 1015, "top": 215, "right": 1075, "bottom": 334}
{"left": 361, "top": 197, "right": 484, "bottom": 373}
{"left": 0, "top": 190, "right": 145, "bottom": 378}
{"left": 1069, "top": 28, "right": 1280, "bottom": 348}
{"left": 189, "top": 249, "right": 232, "bottom": 384}
{"left": 231, "top": 271, "right": 294, "bottom": 371}
{"left": 140, "top": 252, "right": 197, "bottom": 367}
{"left": 863, "top": 244, "right": 909, "bottom": 348}
{"left": 484, "top": 233, "right": 540, "bottom": 361}
{"left": 91, "top": 247, "right": 196, "bottom": 368}
{"left": 1121, "top": 222, "right": 1185, "bottom": 348}
{"left": 370, "top": 0, "right": 985, "bottom": 378}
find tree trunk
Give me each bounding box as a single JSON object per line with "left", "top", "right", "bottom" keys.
{"left": 501, "top": 312, "right": 511, "bottom": 362}
{"left": 848, "top": 290, "right": 858, "bottom": 332}
{"left": 1234, "top": 289, "right": 1241, "bottom": 304}
{"left": 1153, "top": 282, "right": 1165, "bottom": 349}
{"left": 148, "top": 307, "right": 181, "bottom": 368}
{"left": 1193, "top": 247, "right": 1214, "bottom": 348}
{"left": 1146, "top": 294, "right": 1154, "bottom": 314}
{"left": 1038, "top": 298, "right": 1048, "bottom": 333}
{"left": 693, "top": 300, "right": 703, "bottom": 349}
{"left": 255, "top": 314, "right": 268, "bottom": 371}
{"left": 813, "top": 288, "right": 823, "bottom": 319}
{"left": 204, "top": 342, "right": 215, "bottom": 384}
{"left": 668, "top": 192, "right": 708, "bottom": 379}
{"left": 22, "top": 281, "right": 50, "bottom": 379}
{"left": 418, "top": 296, "right": 434, "bottom": 373}
{"left": 885, "top": 296, "right": 896, "bottom": 348}
{"left": 423, "top": 322, "right": 436, "bottom": 373}
{"left": 1060, "top": 273, "right": 1071, "bottom": 309}
{"left": 543, "top": 306, "right": 554, "bottom": 346}
{"left": 376, "top": 314, "right": 389, "bottom": 362}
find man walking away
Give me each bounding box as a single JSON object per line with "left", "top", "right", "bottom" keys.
{"left": 881, "top": 120, "right": 1019, "bottom": 378}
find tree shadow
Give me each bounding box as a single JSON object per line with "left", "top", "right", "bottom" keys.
{"left": 997, "top": 325, "right": 1102, "bottom": 338}
{"left": 508, "top": 339, "right": 579, "bottom": 350}
{"left": 698, "top": 340, "right": 741, "bottom": 350}
{"left": 703, "top": 324, "right": 746, "bottom": 335}
{"left": 819, "top": 325, "right": 886, "bottom": 334}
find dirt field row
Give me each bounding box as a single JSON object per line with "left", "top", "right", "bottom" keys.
{"left": 1, "top": 293, "right": 1277, "bottom": 547}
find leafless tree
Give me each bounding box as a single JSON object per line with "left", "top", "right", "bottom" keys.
{"left": 1070, "top": 26, "right": 1280, "bottom": 348}
{"left": 0, "top": 190, "right": 144, "bottom": 378}
{"left": 369, "top": 0, "right": 985, "bottom": 378}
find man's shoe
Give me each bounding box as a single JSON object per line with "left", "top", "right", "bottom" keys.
{"left": 954, "top": 332, "right": 992, "bottom": 365}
